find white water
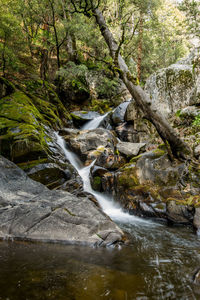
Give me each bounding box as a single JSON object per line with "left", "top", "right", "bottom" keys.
{"left": 55, "top": 132, "right": 153, "bottom": 225}
{"left": 81, "top": 112, "right": 109, "bottom": 130}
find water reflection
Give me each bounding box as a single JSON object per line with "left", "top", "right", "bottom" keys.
{"left": 0, "top": 224, "right": 200, "bottom": 300}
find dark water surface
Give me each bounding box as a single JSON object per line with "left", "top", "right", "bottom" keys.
{"left": 0, "top": 220, "right": 200, "bottom": 300}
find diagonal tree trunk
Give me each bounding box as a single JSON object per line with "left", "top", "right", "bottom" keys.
{"left": 92, "top": 7, "right": 190, "bottom": 160}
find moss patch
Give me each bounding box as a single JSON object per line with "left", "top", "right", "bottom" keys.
{"left": 0, "top": 87, "right": 64, "bottom": 163}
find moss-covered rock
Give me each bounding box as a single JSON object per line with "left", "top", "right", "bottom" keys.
{"left": 0, "top": 80, "right": 69, "bottom": 164}
{"left": 145, "top": 51, "right": 200, "bottom": 118}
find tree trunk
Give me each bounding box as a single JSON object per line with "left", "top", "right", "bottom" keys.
{"left": 137, "top": 14, "right": 143, "bottom": 82}
{"left": 40, "top": 48, "right": 48, "bottom": 80}
{"left": 92, "top": 7, "right": 190, "bottom": 159}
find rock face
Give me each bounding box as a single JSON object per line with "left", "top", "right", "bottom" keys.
{"left": 145, "top": 49, "right": 200, "bottom": 118}
{"left": 0, "top": 156, "right": 125, "bottom": 246}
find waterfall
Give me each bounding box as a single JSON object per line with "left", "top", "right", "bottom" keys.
{"left": 55, "top": 132, "right": 149, "bottom": 225}
{"left": 81, "top": 112, "right": 109, "bottom": 130}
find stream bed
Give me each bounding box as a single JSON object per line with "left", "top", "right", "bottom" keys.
{"left": 0, "top": 222, "right": 200, "bottom": 299}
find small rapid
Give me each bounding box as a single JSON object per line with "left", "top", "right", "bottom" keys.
{"left": 55, "top": 131, "right": 151, "bottom": 226}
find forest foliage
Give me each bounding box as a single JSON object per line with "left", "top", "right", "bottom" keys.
{"left": 0, "top": 0, "right": 199, "bottom": 84}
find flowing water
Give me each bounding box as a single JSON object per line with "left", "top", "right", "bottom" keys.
{"left": 1, "top": 122, "right": 200, "bottom": 299}
{"left": 81, "top": 112, "right": 109, "bottom": 130}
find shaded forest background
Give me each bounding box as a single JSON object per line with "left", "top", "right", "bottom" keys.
{"left": 0, "top": 0, "right": 199, "bottom": 86}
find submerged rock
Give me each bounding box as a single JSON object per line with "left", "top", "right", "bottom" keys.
{"left": 0, "top": 155, "right": 125, "bottom": 246}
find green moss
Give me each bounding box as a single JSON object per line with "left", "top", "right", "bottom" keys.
{"left": 130, "top": 154, "right": 142, "bottom": 163}
{"left": 92, "top": 176, "right": 102, "bottom": 191}
{"left": 17, "top": 158, "right": 48, "bottom": 170}
{"left": 0, "top": 91, "right": 55, "bottom": 161}
{"left": 117, "top": 165, "right": 139, "bottom": 188}
{"left": 90, "top": 99, "right": 111, "bottom": 113}
{"left": 70, "top": 113, "right": 82, "bottom": 120}
{"left": 152, "top": 148, "right": 166, "bottom": 158}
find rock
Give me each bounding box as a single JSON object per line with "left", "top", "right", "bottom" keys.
{"left": 0, "top": 81, "right": 69, "bottom": 164}
{"left": 90, "top": 166, "right": 108, "bottom": 191}
{"left": 0, "top": 155, "right": 125, "bottom": 246}
{"left": 124, "top": 100, "right": 138, "bottom": 123}
{"left": 179, "top": 106, "right": 200, "bottom": 119}
{"left": 145, "top": 49, "right": 200, "bottom": 118}
{"left": 25, "top": 163, "right": 75, "bottom": 189}
{"left": 124, "top": 101, "right": 157, "bottom": 143}
{"left": 193, "top": 207, "right": 200, "bottom": 234}
{"left": 71, "top": 111, "right": 101, "bottom": 127}
{"left": 98, "top": 112, "right": 113, "bottom": 130}
{"left": 116, "top": 142, "right": 146, "bottom": 158}
{"left": 166, "top": 201, "right": 192, "bottom": 224}
{"left": 115, "top": 123, "right": 139, "bottom": 143}
{"left": 94, "top": 146, "right": 126, "bottom": 170}
{"left": 65, "top": 128, "right": 117, "bottom": 162}
{"left": 111, "top": 102, "right": 130, "bottom": 125}
{"left": 113, "top": 149, "right": 198, "bottom": 223}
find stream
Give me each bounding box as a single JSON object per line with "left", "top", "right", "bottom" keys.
{"left": 1, "top": 116, "right": 200, "bottom": 299}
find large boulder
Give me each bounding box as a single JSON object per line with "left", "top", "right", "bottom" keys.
{"left": 0, "top": 156, "right": 125, "bottom": 246}
{"left": 145, "top": 48, "right": 200, "bottom": 118}
{"left": 113, "top": 149, "right": 199, "bottom": 226}
{"left": 0, "top": 80, "right": 70, "bottom": 164}
{"left": 65, "top": 128, "right": 117, "bottom": 162}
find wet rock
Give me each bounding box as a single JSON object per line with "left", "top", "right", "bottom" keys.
{"left": 167, "top": 201, "right": 192, "bottom": 224}
{"left": 193, "top": 207, "right": 200, "bottom": 234}
{"left": 116, "top": 142, "right": 146, "bottom": 158}
{"left": 112, "top": 102, "right": 130, "bottom": 125}
{"left": 65, "top": 128, "right": 116, "bottom": 162}
{"left": 90, "top": 166, "right": 108, "bottom": 191}
{"left": 115, "top": 123, "right": 139, "bottom": 143}
{"left": 0, "top": 155, "right": 125, "bottom": 246}
{"left": 98, "top": 112, "right": 113, "bottom": 130}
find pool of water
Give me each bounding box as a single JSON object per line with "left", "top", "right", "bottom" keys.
{"left": 0, "top": 219, "right": 200, "bottom": 300}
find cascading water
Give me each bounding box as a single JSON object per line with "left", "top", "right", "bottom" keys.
{"left": 55, "top": 131, "right": 151, "bottom": 225}
{"left": 81, "top": 112, "right": 109, "bottom": 130}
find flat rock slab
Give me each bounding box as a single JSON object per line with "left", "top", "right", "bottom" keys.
{"left": 117, "top": 142, "right": 146, "bottom": 157}
{"left": 0, "top": 156, "right": 124, "bottom": 246}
